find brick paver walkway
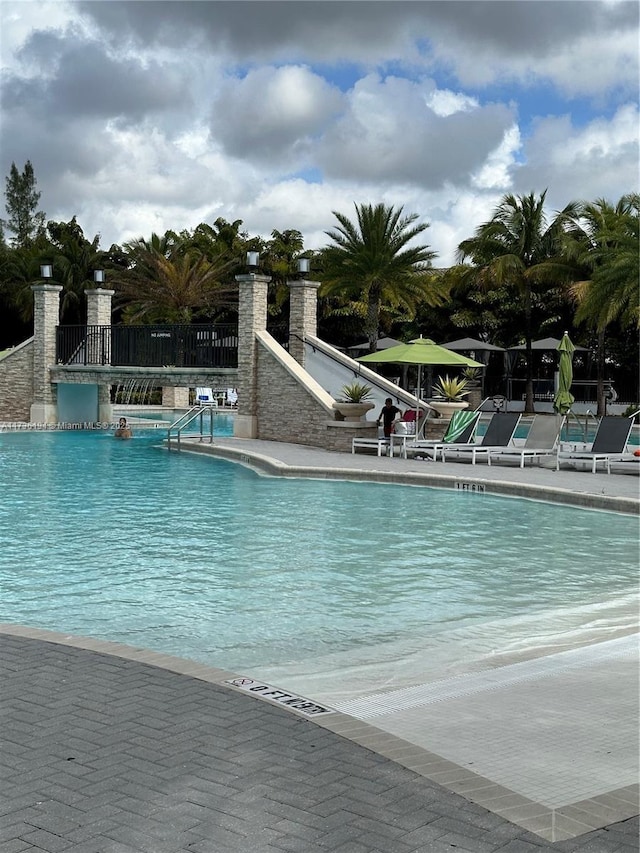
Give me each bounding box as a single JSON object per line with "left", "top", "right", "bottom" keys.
{"left": 1, "top": 632, "right": 637, "bottom": 853}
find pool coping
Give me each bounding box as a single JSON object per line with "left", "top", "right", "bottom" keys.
{"left": 172, "top": 437, "right": 640, "bottom": 515}
{"left": 1, "top": 623, "right": 637, "bottom": 844}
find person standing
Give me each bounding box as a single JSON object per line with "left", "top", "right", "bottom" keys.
{"left": 376, "top": 398, "right": 401, "bottom": 438}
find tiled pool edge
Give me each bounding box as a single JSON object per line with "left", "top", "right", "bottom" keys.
{"left": 2, "top": 624, "right": 637, "bottom": 843}
{"left": 175, "top": 439, "right": 640, "bottom": 515}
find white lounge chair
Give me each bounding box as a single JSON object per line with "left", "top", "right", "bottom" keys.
{"left": 556, "top": 416, "right": 634, "bottom": 473}
{"left": 392, "top": 410, "right": 480, "bottom": 460}
{"left": 226, "top": 388, "right": 238, "bottom": 407}
{"left": 195, "top": 387, "right": 217, "bottom": 406}
{"left": 441, "top": 412, "right": 522, "bottom": 464}
{"left": 487, "top": 415, "right": 564, "bottom": 468}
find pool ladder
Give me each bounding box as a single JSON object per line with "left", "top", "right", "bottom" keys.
{"left": 167, "top": 405, "right": 216, "bottom": 452}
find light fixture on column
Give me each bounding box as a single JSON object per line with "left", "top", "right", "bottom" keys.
{"left": 297, "top": 258, "right": 310, "bottom": 275}
{"left": 246, "top": 251, "right": 259, "bottom": 269}
{"left": 40, "top": 264, "right": 53, "bottom": 279}
{"left": 94, "top": 270, "right": 105, "bottom": 287}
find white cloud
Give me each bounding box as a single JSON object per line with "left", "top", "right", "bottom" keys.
{"left": 317, "top": 74, "right": 514, "bottom": 188}
{"left": 425, "top": 89, "right": 479, "bottom": 117}
{"left": 0, "top": 1, "right": 637, "bottom": 270}
{"left": 211, "top": 65, "right": 343, "bottom": 163}
{"left": 516, "top": 103, "right": 639, "bottom": 205}
{"left": 472, "top": 125, "right": 522, "bottom": 190}
{"left": 530, "top": 28, "right": 639, "bottom": 99}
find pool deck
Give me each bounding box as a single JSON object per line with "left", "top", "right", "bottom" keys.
{"left": 2, "top": 438, "right": 638, "bottom": 852}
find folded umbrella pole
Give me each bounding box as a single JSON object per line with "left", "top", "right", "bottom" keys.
{"left": 553, "top": 332, "right": 575, "bottom": 416}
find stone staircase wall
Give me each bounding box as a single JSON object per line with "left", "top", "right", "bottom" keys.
{"left": 0, "top": 340, "right": 34, "bottom": 422}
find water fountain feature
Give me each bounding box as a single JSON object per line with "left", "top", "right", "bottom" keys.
{"left": 113, "top": 379, "right": 160, "bottom": 406}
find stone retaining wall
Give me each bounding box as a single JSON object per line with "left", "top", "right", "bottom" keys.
{"left": 256, "top": 334, "right": 378, "bottom": 452}
{"left": 0, "top": 340, "right": 34, "bottom": 421}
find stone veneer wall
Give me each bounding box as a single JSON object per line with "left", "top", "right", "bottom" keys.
{"left": 0, "top": 339, "right": 34, "bottom": 421}
{"left": 255, "top": 333, "right": 377, "bottom": 452}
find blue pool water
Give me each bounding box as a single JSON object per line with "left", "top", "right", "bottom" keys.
{"left": 1, "top": 425, "right": 637, "bottom": 691}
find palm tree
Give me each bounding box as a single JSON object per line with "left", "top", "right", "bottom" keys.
{"left": 567, "top": 194, "right": 639, "bottom": 330}
{"left": 321, "top": 203, "right": 440, "bottom": 353}
{"left": 564, "top": 194, "right": 639, "bottom": 413}
{"left": 48, "top": 217, "right": 108, "bottom": 324}
{"left": 457, "top": 191, "right": 578, "bottom": 413}
{"left": 113, "top": 236, "right": 236, "bottom": 324}
{"left": 1, "top": 245, "right": 44, "bottom": 323}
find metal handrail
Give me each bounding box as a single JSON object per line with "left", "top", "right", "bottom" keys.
{"left": 167, "top": 405, "right": 216, "bottom": 451}
{"left": 565, "top": 409, "right": 598, "bottom": 442}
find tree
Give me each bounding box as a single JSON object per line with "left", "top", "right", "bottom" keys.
{"left": 113, "top": 235, "right": 236, "bottom": 323}
{"left": 321, "top": 203, "right": 440, "bottom": 353}
{"left": 261, "top": 229, "right": 305, "bottom": 329}
{"left": 567, "top": 194, "right": 639, "bottom": 331}
{"left": 564, "top": 194, "right": 639, "bottom": 413}
{"left": 457, "top": 191, "right": 578, "bottom": 413}
{"left": 47, "top": 217, "right": 108, "bottom": 324}
{"left": 3, "top": 161, "right": 46, "bottom": 248}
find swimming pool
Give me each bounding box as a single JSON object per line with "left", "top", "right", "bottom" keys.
{"left": 1, "top": 425, "right": 637, "bottom": 702}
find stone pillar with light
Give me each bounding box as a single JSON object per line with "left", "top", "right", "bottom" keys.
{"left": 85, "top": 271, "right": 114, "bottom": 422}
{"left": 234, "top": 252, "right": 271, "bottom": 438}
{"left": 30, "top": 265, "right": 62, "bottom": 423}
{"left": 287, "top": 258, "right": 320, "bottom": 369}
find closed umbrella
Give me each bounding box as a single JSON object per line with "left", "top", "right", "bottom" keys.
{"left": 357, "top": 337, "right": 483, "bottom": 427}
{"left": 553, "top": 331, "right": 575, "bottom": 415}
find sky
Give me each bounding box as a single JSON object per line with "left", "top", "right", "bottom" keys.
{"left": 1, "top": 0, "right": 638, "bottom": 265}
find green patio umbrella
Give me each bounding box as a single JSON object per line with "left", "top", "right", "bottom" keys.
{"left": 357, "top": 337, "right": 483, "bottom": 426}
{"left": 553, "top": 331, "right": 575, "bottom": 415}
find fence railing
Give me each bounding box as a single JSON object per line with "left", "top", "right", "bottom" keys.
{"left": 507, "top": 377, "right": 636, "bottom": 404}
{"left": 56, "top": 324, "right": 238, "bottom": 368}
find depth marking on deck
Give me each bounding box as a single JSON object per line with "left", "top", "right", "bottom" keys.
{"left": 225, "top": 677, "right": 335, "bottom": 716}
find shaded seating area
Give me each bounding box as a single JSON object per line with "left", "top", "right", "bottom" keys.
{"left": 487, "top": 415, "right": 564, "bottom": 468}
{"left": 441, "top": 412, "right": 521, "bottom": 464}
{"left": 556, "top": 416, "right": 634, "bottom": 474}
{"left": 392, "top": 409, "right": 480, "bottom": 460}
{"left": 353, "top": 407, "right": 432, "bottom": 457}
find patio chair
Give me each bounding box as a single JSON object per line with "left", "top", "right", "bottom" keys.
{"left": 392, "top": 409, "right": 481, "bottom": 460}
{"left": 441, "top": 412, "right": 522, "bottom": 464}
{"left": 487, "top": 415, "right": 564, "bottom": 468}
{"left": 195, "top": 387, "right": 217, "bottom": 405}
{"left": 556, "top": 416, "right": 634, "bottom": 474}
{"left": 354, "top": 407, "right": 433, "bottom": 457}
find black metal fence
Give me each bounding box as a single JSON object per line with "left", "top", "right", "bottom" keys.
{"left": 56, "top": 324, "right": 238, "bottom": 368}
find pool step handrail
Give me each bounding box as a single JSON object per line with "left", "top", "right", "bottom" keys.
{"left": 167, "top": 405, "right": 215, "bottom": 451}
{"left": 565, "top": 408, "right": 598, "bottom": 443}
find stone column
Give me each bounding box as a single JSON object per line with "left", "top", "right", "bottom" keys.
{"left": 287, "top": 277, "right": 320, "bottom": 368}
{"left": 85, "top": 287, "right": 114, "bottom": 364}
{"left": 234, "top": 272, "right": 271, "bottom": 438}
{"left": 85, "top": 287, "right": 114, "bottom": 328}
{"left": 85, "top": 287, "right": 114, "bottom": 422}
{"left": 162, "top": 386, "right": 190, "bottom": 408}
{"left": 30, "top": 284, "right": 63, "bottom": 423}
